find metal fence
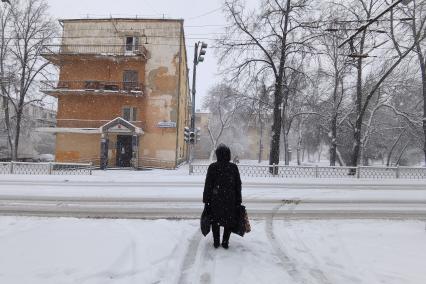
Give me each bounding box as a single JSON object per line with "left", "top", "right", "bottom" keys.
{"left": 189, "top": 164, "right": 426, "bottom": 179}
{"left": 0, "top": 162, "right": 93, "bottom": 175}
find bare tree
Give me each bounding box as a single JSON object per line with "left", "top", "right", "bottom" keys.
{"left": 335, "top": 0, "right": 423, "bottom": 167}
{"left": 240, "top": 79, "right": 272, "bottom": 163}
{"left": 0, "top": 0, "right": 56, "bottom": 160}
{"left": 219, "top": 0, "right": 317, "bottom": 167}
{"left": 280, "top": 59, "right": 312, "bottom": 165}
{"left": 0, "top": 4, "right": 13, "bottom": 157}
{"left": 314, "top": 11, "right": 354, "bottom": 165}
{"left": 203, "top": 84, "right": 245, "bottom": 161}
{"left": 395, "top": 0, "right": 426, "bottom": 165}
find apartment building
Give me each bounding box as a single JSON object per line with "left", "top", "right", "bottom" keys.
{"left": 40, "top": 18, "right": 190, "bottom": 169}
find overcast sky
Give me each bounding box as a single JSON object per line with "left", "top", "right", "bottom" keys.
{"left": 46, "top": 0, "right": 235, "bottom": 110}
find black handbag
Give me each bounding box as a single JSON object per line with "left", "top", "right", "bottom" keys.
{"left": 200, "top": 204, "right": 211, "bottom": 236}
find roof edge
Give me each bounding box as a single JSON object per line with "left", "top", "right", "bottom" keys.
{"left": 59, "top": 18, "right": 184, "bottom": 23}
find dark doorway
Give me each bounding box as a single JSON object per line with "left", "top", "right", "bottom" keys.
{"left": 116, "top": 135, "right": 133, "bottom": 167}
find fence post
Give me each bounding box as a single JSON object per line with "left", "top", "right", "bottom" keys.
{"left": 272, "top": 163, "right": 276, "bottom": 176}
{"left": 357, "top": 166, "right": 360, "bottom": 179}
{"left": 315, "top": 165, "right": 319, "bottom": 178}
{"left": 395, "top": 165, "right": 400, "bottom": 179}
{"left": 48, "top": 163, "right": 53, "bottom": 175}
{"left": 189, "top": 164, "right": 193, "bottom": 175}
{"left": 90, "top": 162, "right": 93, "bottom": 175}
{"left": 9, "top": 161, "right": 13, "bottom": 174}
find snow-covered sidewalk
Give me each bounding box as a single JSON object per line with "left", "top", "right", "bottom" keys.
{"left": 0, "top": 216, "right": 425, "bottom": 284}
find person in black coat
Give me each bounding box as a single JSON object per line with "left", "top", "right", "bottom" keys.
{"left": 203, "top": 144, "right": 242, "bottom": 249}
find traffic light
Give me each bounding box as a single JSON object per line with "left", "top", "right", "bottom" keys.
{"left": 198, "top": 42, "right": 207, "bottom": 62}
{"left": 195, "top": 127, "right": 201, "bottom": 142}
{"left": 184, "top": 127, "right": 190, "bottom": 143}
{"left": 189, "top": 131, "right": 196, "bottom": 144}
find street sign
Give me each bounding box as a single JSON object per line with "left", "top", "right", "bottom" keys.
{"left": 157, "top": 121, "right": 177, "bottom": 128}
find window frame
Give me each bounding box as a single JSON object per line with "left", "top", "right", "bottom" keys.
{"left": 123, "top": 70, "right": 139, "bottom": 91}
{"left": 122, "top": 106, "right": 138, "bottom": 122}
{"left": 125, "top": 36, "right": 139, "bottom": 52}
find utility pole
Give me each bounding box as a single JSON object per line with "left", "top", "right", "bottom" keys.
{"left": 189, "top": 41, "right": 207, "bottom": 163}
{"left": 338, "top": 0, "right": 413, "bottom": 48}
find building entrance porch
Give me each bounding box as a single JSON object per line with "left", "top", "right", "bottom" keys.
{"left": 99, "top": 117, "right": 143, "bottom": 169}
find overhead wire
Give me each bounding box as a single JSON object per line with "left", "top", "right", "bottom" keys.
{"left": 186, "top": 6, "right": 224, "bottom": 21}
{"left": 1, "top": 8, "right": 415, "bottom": 58}
{"left": 0, "top": 32, "right": 411, "bottom": 51}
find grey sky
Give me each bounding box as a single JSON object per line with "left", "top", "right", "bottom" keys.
{"left": 46, "top": 0, "right": 230, "bottom": 110}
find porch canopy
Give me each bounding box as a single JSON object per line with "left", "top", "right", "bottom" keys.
{"left": 100, "top": 117, "right": 144, "bottom": 135}
{"left": 36, "top": 117, "right": 144, "bottom": 135}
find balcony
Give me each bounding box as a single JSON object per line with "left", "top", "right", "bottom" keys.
{"left": 40, "top": 80, "right": 144, "bottom": 97}
{"left": 41, "top": 44, "right": 147, "bottom": 63}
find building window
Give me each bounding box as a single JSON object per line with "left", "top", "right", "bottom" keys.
{"left": 122, "top": 107, "right": 137, "bottom": 121}
{"left": 123, "top": 70, "right": 139, "bottom": 90}
{"left": 125, "top": 36, "right": 139, "bottom": 52}
{"left": 132, "top": 108, "right": 137, "bottom": 121}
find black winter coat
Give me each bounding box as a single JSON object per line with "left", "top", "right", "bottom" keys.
{"left": 203, "top": 162, "right": 242, "bottom": 227}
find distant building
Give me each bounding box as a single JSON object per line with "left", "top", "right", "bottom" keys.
{"left": 246, "top": 121, "right": 270, "bottom": 162}
{"left": 39, "top": 18, "right": 191, "bottom": 169}
{"left": 194, "top": 111, "right": 271, "bottom": 161}
{"left": 194, "top": 111, "right": 210, "bottom": 159}
{"left": 0, "top": 96, "right": 56, "bottom": 160}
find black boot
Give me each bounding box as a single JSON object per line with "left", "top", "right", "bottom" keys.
{"left": 212, "top": 223, "right": 220, "bottom": 248}
{"left": 222, "top": 227, "right": 231, "bottom": 249}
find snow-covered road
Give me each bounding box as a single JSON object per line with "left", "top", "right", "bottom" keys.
{"left": 1, "top": 171, "right": 425, "bottom": 283}
{"left": 0, "top": 175, "right": 425, "bottom": 219}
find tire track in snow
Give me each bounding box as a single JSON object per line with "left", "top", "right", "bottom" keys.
{"left": 196, "top": 239, "right": 215, "bottom": 284}
{"left": 283, "top": 221, "right": 333, "bottom": 284}
{"left": 267, "top": 200, "right": 332, "bottom": 284}
{"left": 177, "top": 231, "right": 202, "bottom": 284}
{"left": 265, "top": 201, "right": 305, "bottom": 283}
{"left": 153, "top": 232, "right": 185, "bottom": 283}
{"left": 177, "top": 229, "right": 218, "bottom": 284}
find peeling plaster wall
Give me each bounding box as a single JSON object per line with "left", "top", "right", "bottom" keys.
{"left": 56, "top": 133, "right": 100, "bottom": 163}
{"left": 176, "top": 34, "right": 190, "bottom": 163}
{"left": 59, "top": 59, "right": 146, "bottom": 83}
{"left": 54, "top": 19, "right": 190, "bottom": 167}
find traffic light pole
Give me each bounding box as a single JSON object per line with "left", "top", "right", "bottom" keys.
{"left": 191, "top": 42, "right": 198, "bottom": 131}
{"left": 189, "top": 43, "right": 198, "bottom": 163}
{"left": 188, "top": 42, "right": 206, "bottom": 165}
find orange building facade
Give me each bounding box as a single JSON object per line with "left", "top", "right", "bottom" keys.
{"left": 41, "top": 18, "right": 190, "bottom": 169}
